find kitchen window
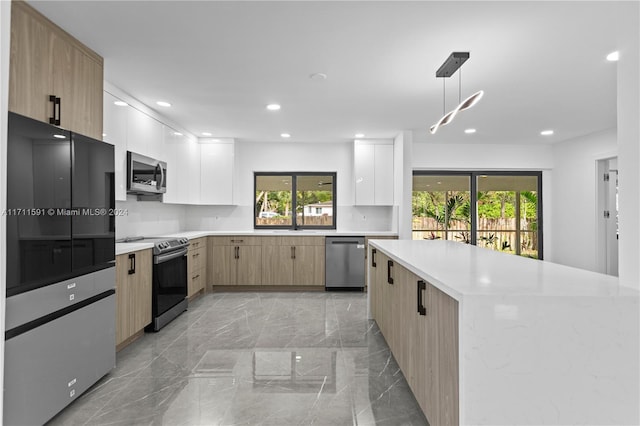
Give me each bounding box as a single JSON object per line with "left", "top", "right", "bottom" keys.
{"left": 412, "top": 171, "right": 543, "bottom": 259}
{"left": 254, "top": 172, "right": 336, "bottom": 230}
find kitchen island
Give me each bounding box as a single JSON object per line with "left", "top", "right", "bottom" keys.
{"left": 368, "top": 239, "right": 639, "bottom": 426}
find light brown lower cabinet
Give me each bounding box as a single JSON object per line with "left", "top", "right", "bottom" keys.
{"left": 209, "top": 236, "right": 262, "bottom": 286}
{"left": 187, "top": 237, "right": 207, "bottom": 298}
{"left": 115, "top": 249, "right": 152, "bottom": 350}
{"left": 371, "top": 252, "right": 459, "bottom": 426}
{"left": 261, "top": 236, "right": 325, "bottom": 286}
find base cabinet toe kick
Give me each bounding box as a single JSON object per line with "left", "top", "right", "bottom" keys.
{"left": 4, "top": 268, "right": 116, "bottom": 426}
{"left": 368, "top": 240, "right": 640, "bottom": 426}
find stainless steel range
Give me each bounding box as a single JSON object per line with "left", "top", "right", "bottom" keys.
{"left": 121, "top": 236, "right": 189, "bottom": 331}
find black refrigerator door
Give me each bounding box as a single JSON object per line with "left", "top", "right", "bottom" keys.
{"left": 71, "top": 133, "right": 115, "bottom": 275}
{"left": 6, "top": 112, "right": 72, "bottom": 296}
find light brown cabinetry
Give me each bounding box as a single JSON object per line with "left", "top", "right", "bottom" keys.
{"left": 209, "top": 236, "right": 263, "bottom": 286}
{"left": 9, "top": 1, "right": 103, "bottom": 139}
{"left": 371, "top": 252, "right": 459, "bottom": 425}
{"left": 187, "top": 237, "right": 207, "bottom": 299}
{"left": 364, "top": 236, "right": 397, "bottom": 289}
{"left": 115, "top": 249, "right": 152, "bottom": 351}
{"left": 262, "top": 236, "right": 325, "bottom": 286}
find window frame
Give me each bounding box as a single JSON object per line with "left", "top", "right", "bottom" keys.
{"left": 412, "top": 170, "right": 543, "bottom": 259}
{"left": 254, "top": 171, "right": 337, "bottom": 230}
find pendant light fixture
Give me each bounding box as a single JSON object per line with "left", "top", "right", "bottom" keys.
{"left": 430, "top": 52, "right": 484, "bottom": 134}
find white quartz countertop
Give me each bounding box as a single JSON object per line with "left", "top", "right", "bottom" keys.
{"left": 369, "top": 239, "right": 638, "bottom": 301}
{"left": 115, "top": 242, "right": 154, "bottom": 255}
{"left": 115, "top": 230, "right": 397, "bottom": 255}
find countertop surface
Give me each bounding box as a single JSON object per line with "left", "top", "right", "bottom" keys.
{"left": 369, "top": 239, "right": 638, "bottom": 301}
{"left": 116, "top": 230, "right": 397, "bottom": 255}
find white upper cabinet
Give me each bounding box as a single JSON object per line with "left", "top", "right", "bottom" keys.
{"left": 163, "top": 126, "right": 201, "bottom": 205}
{"left": 126, "top": 106, "right": 164, "bottom": 160}
{"left": 354, "top": 140, "right": 394, "bottom": 206}
{"left": 103, "top": 91, "right": 128, "bottom": 201}
{"left": 200, "top": 140, "right": 234, "bottom": 205}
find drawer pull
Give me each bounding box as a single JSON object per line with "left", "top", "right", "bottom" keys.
{"left": 192, "top": 274, "right": 200, "bottom": 280}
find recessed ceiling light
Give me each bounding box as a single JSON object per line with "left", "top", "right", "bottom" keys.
{"left": 53, "top": 134, "right": 66, "bottom": 139}
{"left": 309, "top": 72, "right": 327, "bottom": 80}
{"left": 174, "top": 132, "right": 183, "bottom": 136}
{"left": 113, "top": 101, "right": 128, "bottom": 107}
{"left": 354, "top": 133, "right": 365, "bottom": 138}
{"left": 606, "top": 51, "right": 619, "bottom": 62}
{"left": 202, "top": 132, "right": 212, "bottom": 136}
{"left": 156, "top": 101, "right": 171, "bottom": 107}
{"left": 540, "top": 130, "right": 554, "bottom": 136}
{"left": 464, "top": 128, "right": 476, "bottom": 134}
{"left": 280, "top": 133, "right": 291, "bottom": 138}
{"left": 266, "top": 104, "right": 281, "bottom": 111}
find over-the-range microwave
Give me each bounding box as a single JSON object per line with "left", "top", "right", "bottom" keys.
{"left": 126, "top": 151, "right": 167, "bottom": 195}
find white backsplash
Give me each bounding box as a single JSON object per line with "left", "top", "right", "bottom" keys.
{"left": 117, "top": 197, "right": 395, "bottom": 237}
{"left": 184, "top": 204, "right": 395, "bottom": 232}
{"left": 116, "top": 195, "right": 187, "bottom": 239}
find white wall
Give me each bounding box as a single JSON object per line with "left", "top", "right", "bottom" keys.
{"left": 185, "top": 141, "right": 395, "bottom": 232}
{"left": 0, "top": 0, "right": 11, "bottom": 418}
{"left": 550, "top": 129, "right": 617, "bottom": 272}
{"left": 393, "top": 131, "right": 412, "bottom": 239}
{"left": 115, "top": 197, "right": 187, "bottom": 239}
{"left": 615, "top": 1, "right": 640, "bottom": 289}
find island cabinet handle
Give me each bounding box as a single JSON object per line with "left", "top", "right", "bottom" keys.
{"left": 417, "top": 280, "right": 427, "bottom": 316}
{"left": 387, "top": 260, "right": 394, "bottom": 284}
{"left": 371, "top": 249, "right": 377, "bottom": 267}
{"left": 128, "top": 253, "right": 136, "bottom": 275}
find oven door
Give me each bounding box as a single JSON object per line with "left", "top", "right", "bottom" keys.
{"left": 152, "top": 248, "right": 188, "bottom": 319}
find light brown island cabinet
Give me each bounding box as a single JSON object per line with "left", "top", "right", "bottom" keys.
{"left": 262, "top": 236, "right": 325, "bottom": 286}
{"left": 115, "top": 249, "right": 152, "bottom": 351}
{"left": 187, "top": 237, "right": 207, "bottom": 299}
{"left": 9, "top": 0, "right": 103, "bottom": 140}
{"left": 371, "top": 254, "right": 459, "bottom": 426}
{"left": 209, "top": 236, "right": 263, "bottom": 286}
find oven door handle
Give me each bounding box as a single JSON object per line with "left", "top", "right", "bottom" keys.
{"left": 154, "top": 247, "right": 188, "bottom": 264}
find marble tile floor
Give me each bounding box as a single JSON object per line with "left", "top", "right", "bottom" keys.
{"left": 47, "top": 292, "right": 428, "bottom": 426}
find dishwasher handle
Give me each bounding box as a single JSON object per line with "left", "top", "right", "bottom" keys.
{"left": 330, "top": 240, "right": 361, "bottom": 245}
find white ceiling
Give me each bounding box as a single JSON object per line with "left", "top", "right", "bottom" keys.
{"left": 28, "top": 1, "right": 628, "bottom": 145}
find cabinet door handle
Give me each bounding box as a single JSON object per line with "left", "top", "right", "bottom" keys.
{"left": 371, "top": 248, "right": 377, "bottom": 267}
{"left": 193, "top": 253, "right": 199, "bottom": 258}
{"left": 49, "top": 95, "right": 61, "bottom": 125}
{"left": 417, "top": 280, "right": 427, "bottom": 316}
{"left": 192, "top": 274, "right": 200, "bottom": 280}
{"left": 128, "top": 253, "right": 136, "bottom": 275}
{"left": 291, "top": 246, "right": 296, "bottom": 259}
{"left": 387, "top": 260, "right": 394, "bottom": 284}
{"left": 235, "top": 246, "right": 239, "bottom": 259}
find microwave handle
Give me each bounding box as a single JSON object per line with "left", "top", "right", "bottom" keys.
{"left": 157, "top": 163, "right": 165, "bottom": 190}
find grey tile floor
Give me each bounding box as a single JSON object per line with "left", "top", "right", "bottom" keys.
{"left": 48, "top": 292, "right": 428, "bottom": 426}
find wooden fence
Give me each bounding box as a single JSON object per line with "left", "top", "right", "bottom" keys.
{"left": 256, "top": 215, "right": 333, "bottom": 226}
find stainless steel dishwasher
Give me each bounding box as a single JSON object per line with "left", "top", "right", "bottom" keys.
{"left": 325, "top": 236, "right": 366, "bottom": 290}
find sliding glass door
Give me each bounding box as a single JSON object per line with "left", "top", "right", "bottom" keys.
{"left": 412, "top": 171, "right": 542, "bottom": 259}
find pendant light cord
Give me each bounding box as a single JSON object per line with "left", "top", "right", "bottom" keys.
{"left": 442, "top": 78, "right": 446, "bottom": 115}
{"left": 459, "top": 67, "right": 462, "bottom": 104}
